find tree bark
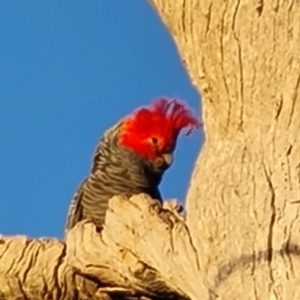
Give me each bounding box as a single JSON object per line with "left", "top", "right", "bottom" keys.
{"left": 0, "top": 195, "right": 207, "bottom": 300}
{"left": 149, "top": 0, "right": 300, "bottom": 299}
{"left": 2, "top": 1, "right": 300, "bottom": 299}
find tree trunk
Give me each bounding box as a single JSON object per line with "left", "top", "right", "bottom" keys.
{"left": 1, "top": 1, "right": 300, "bottom": 299}
{"left": 150, "top": 0, "right": 300, "bottom": 298}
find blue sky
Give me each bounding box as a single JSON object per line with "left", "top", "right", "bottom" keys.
{"left": 0, "top": 1, "right": 203, "bottom": 238}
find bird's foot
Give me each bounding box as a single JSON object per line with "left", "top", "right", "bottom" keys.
{"left": 163, "top": 199, "right": 185, "bottom": 221}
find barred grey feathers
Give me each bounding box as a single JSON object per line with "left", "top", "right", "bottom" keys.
{"left": 64, "top": 121, "right": 162, "bottom": 235}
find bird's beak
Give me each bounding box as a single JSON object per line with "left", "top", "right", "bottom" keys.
{"left": 162, "top": 153, "right": 173, "bottom": 166}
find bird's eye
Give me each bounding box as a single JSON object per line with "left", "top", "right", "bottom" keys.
{"left": 151, "top": 137, "right": 158, "bottom": 144}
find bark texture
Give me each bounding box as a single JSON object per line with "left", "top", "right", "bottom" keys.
{"left": 149, "top": 0, "right": 300, "bottom": 299}
{"left": 0, "top": 195, "right": 207, "bottom": 300}
{"left": 2, "top": 1, "right": 300, "bottom": 299}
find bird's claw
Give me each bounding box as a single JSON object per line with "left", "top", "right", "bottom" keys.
{"left": 163, "top": 199, "right": 185, "bottom": 221}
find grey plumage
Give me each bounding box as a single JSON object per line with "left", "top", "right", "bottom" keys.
{"left": 64, "top": 98, "right": 200, "bottom": 236}
{"left": 65, "top": 122, "right": 162, "bottom": 235}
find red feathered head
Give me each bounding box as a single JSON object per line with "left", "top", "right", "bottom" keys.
{"left": 119, "top": 98, "right": 201, "bottom": 165}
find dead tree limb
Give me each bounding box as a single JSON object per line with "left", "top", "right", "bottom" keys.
{"left": 0, "top": 194, "right": 208, "bottom": 300}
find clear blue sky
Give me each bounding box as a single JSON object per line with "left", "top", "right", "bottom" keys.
{"left": 0, "top": 1, "right": 203, "bottom": 238}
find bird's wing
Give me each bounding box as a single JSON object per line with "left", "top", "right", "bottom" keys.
{"left": 64, "top": 179, "right": 86, "bottom": 238}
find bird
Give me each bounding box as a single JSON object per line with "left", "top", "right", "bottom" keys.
{"left": 65, "top": 98, "right": 200, "bottom": 234}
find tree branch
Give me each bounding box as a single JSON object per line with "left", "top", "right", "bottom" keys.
{"left": 0, "top": 194, "right": 208, "bottom": 300}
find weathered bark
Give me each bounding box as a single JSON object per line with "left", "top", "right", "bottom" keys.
{"left": 2, "top": 1, "right": 300, "bottom": 299}
{"left": 0, "top": 195, "right": 207, "bottom": 300}
{"left": 149, "top": 0, "right": 300, "bottom": 299}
